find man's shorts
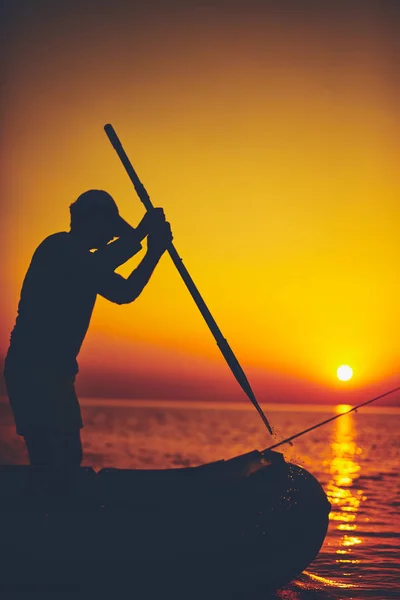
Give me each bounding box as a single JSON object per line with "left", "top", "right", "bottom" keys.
{"left": 3, "top": 362, "right": 83, "bottom": 437}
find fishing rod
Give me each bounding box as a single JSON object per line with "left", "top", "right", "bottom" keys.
{"left": 264, "top": 384, "right": 400, "bottom": 453}
{"left": 104, "top": 123, "right": 273, "bottom": 435}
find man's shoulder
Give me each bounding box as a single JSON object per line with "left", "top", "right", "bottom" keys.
{"left": 33, "top": 233, "right": 86, "bottom": 264}
{"left": 38, "top": 232, "right": 89, "bottom": 252}
{"left": 37, "top": 232, "right": 70, "bottom": 249}
{"left": 44, "top": 231, "right": 72, "bottom": 243}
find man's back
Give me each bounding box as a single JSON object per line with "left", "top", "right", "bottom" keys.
{"left": 6, "top": 231, "right": 97, "bottom": 376}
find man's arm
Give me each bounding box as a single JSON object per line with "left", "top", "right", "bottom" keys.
{"left": 92, "top": 224, "right": 142, "bottom": 272}
{"left": 92, "top": 209, "right": 166, "bottom": 272}
{"left": 95, "top": 221, "right": 173, "bottom": 304}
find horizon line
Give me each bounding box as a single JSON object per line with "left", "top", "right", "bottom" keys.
{"left": 1, "top": 395, "right": 399, "bottom": 413}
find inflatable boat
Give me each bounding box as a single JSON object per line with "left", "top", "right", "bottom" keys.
{"left": 0, "top": 448, "right": 330, "bottom": 598}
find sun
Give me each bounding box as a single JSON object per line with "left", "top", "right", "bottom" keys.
{"left": 337, "top": 365, "right": 353, "bottom": 381}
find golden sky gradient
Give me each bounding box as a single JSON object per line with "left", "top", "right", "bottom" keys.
{"left": 1, "top": 1, "right": 399, "bottom": 404}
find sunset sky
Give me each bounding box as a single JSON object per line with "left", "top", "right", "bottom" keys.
{"left": 1, "top": 0, "right": 399, "bottom": 405}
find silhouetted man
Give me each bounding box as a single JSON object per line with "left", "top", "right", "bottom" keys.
{"left": 3, "top": 189, "right": 172, "bottom": 469}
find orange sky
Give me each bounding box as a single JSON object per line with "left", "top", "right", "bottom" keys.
{"left": 1, "top": 1, "right": 399, "bottom": 405}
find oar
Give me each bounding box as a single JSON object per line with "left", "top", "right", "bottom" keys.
{"left": 104, "top": 123, "right": 273, "bottom": 436}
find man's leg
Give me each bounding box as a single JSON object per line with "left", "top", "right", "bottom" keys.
{"left": 55, "top": 430, "right": 83, "bottom": 468}
{"left": 23, "top": 429, "right": 51, "bottom": 466}
{"left": 23, "top": 429, "right": 83, "bottom": 497}
{"left": 23, "top": 429, "right": 83, "bottom": 468}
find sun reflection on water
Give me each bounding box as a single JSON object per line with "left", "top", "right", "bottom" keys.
{"left": 324, "top": 405, "right": 364, "bottom": 569}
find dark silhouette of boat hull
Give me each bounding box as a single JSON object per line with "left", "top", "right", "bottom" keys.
{"left": 0, "top": 449, "right": 330, "bottom": 597}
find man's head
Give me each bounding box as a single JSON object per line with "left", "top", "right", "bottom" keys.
{"left": 69, "top": 190, "right": 123, "bottom": 249}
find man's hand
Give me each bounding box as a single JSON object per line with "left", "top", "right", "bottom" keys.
{"left": 147, "top": 221, "right": 173, "bottom": 258}
{"left": 114, "top": 207, "right": 168, "bottom": 244}
{"left": 137, "top": 207, "right": 166, "bottom": 239}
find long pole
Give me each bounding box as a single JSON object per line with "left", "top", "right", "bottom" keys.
{"left": 104, "top": 123, "right": 273, "bottom": 435}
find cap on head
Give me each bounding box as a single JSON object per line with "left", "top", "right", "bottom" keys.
{"left": 69, "top": 189, "right": 120, "bottom": 228}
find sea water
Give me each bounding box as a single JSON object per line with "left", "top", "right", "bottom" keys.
{"left": 1, "top": 399, "right": 399, "bottom": 599}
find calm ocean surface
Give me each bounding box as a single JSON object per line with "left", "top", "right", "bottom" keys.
{"left": 1, "top": 399, "right": 399, "bottom": 599}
